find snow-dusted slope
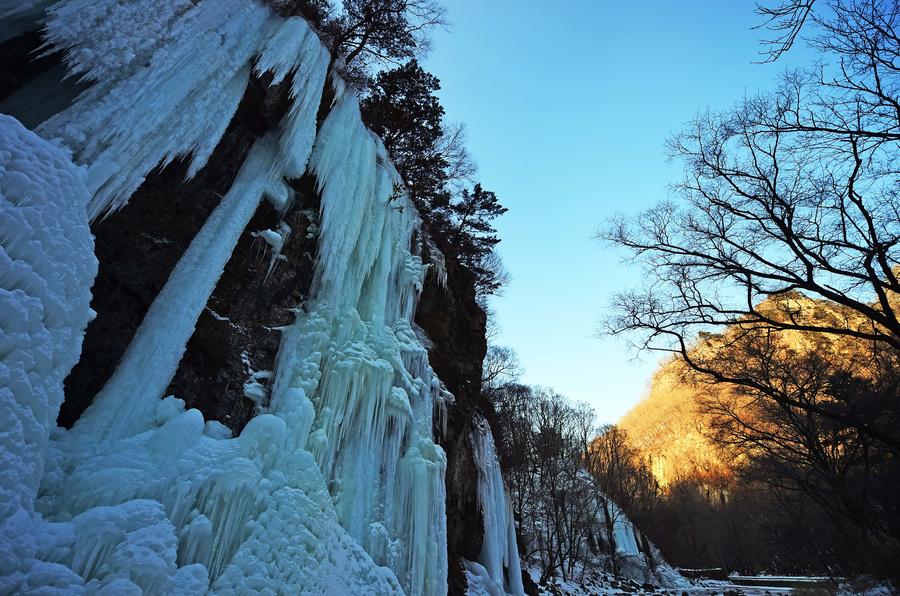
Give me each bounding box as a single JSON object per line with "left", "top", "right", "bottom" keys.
{"left": 0, "top": 2, "right": 473, "bottom": 593}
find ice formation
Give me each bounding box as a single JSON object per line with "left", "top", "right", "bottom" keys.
{"left": 266, "top": 81, "right": 448, "bottom": 595}
{"left": 609, "top": 503, "right": 640, "bottom": 556}
{"left": 468, "top": 417, "right": 525, "bottom": 596}
{"left": 0, "top": 114, "right": 97, "bottom": 594}
{"left": 0, "top": 1, "right": 467, "bottom": 592}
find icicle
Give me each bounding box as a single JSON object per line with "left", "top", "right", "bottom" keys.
{"left": 37, "top": 0, "right": 273, "bottom": 219}
{"left": 268, "top": 77, "right": 449, "bottom": 595}
{"left": 71, "top": 12, "right": 330, "bottom": 441}
{"left": 470, "top": 416, "right": 525, "bottom": 596}
{"left": 609, "top": 502, "right": 641, "bottom": 556}
{"left": 253, "top": 222, "right": 292, "bottom": 281}
{"left": 73, "top": 139, "right": 274, "bottom": 440}
{"left": 424, "top": 235, "right": 448, "bottom": 289}
{"left": 2, "top": 5, "right": 453, "bottom": 594}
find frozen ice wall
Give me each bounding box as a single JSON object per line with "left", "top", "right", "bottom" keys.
{"left": 467, "top": 416, "right": 525, "bottom": 596}
{"left": 609, "top": 504, "right": 640, "bottom": 556}
{"left": 267, "top": 80, "right": 448, "bottom": 595}
{"left": 0, "top": 114, "right": 97, "bottom": 593}
{"left": 0, "top": 1, "right": 452, "bottom": 593}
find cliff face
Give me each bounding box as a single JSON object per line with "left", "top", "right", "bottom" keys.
{"left": 0, "top": 3, "right": 515, "bottom": 594}
{"left": 416, "top": 255, "right": 488, "bottom": 593}
{"left": 618, "top": 359, "right": 725, "bottom": 488}
{"left": 59, "top": 72, "right": 308, "bottom": 430}
{"left": 619, "top": 293, "right": 888, "bottom": 487}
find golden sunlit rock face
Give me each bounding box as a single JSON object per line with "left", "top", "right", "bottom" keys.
{"left": 618, "top": 358, "right": 728, "bottom": 488}
{"left": 618, "top": 291, "right": 893, "bottom": 488}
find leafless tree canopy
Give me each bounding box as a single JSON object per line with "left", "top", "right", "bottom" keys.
{"left": 481, "top": 345, "right": 523, "bottom": 390}
{"left": 330, "top": 0, "right": 448, "bottom": 69}
{"left": 755, "top": 0, "right": 816, "bottom": 61}
{"left": 436, "top": 122, "right": 478, "bottom": 191}
{"left": 598, "top": 1, "right": 900, "bottom": 577}
{"left": 603, "top": 0, "right": 900, "bottom": 447}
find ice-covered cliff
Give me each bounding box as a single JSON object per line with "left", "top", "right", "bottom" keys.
{"left": 0, "top": 2, "right": 524, "bottom": 594}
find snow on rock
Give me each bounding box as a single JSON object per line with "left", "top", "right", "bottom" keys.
{"left": 0, "top": 114, "right": 96, "bottom": 592}
{"left": 470, "top": 416, "right": 525, "bottom": 596}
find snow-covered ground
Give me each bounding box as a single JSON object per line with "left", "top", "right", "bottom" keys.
{"left": 527, "top": 563, "right": 896, "bottom": 595}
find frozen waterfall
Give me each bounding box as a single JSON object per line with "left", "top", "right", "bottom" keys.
{"left": 466, "top": 417, "right": 525, "bottom": 596}
{"left": 0, "top": 2, "right": 455, "bottom": 593}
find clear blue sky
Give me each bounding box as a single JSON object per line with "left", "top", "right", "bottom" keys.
{"left": 424, "top": 1, "right": 813, "bottom": 424}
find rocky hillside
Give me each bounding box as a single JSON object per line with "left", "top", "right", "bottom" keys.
{"left": 619, "top": 292, "right": 890, "bottom": 487}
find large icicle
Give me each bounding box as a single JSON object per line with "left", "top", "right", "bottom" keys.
{"left": 608, "top": 502, "right": 641, "bottom": 556}
{"left": 36, "top": 0, "right": 271, "bottom": 219}
{"left": 469, "top": 416, "right": 525, "bottom": 596}
{"left": 70, "top": 14, "right": 329, "bottom": 441}
{"left": 73, "top": 140, "right": 273, "bottom": 440}
{"left": 268, "top": 79, "right": 449, "bottom": 595}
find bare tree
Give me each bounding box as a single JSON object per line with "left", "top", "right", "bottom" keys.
{"left": 489, "top": 385, "right": 606, "bottom": 583}
{"left": 328, "top": 0, "right": 448, "bottom": 71}
{"left": 754, "top": 0, "right": 816, "bottom": 61}
{"left": 603, "top": 0, "right": 900, "bottom": 449}
{"left": 436, "top": 121, "right": 478, "bottom": 192}
{"left": 473, "top": 249, "right": 511, "bottom": 298}
{"left": 481, "top": 345, "right": 523, "bottom": 391}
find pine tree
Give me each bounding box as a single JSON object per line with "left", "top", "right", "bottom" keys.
{"left": 450, "top": 184, "right": 508, "bottom": 294}
{"left": 361, "top": 63, "right": 509, "bottom": 295}
{"left": 361, "top": 60, "right": 451, "bottom": 222}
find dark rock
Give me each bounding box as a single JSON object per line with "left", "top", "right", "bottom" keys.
{"left": 415, "top": 251, "right": 489, "bottom": 594}
{"left": 168, "top": 176, "right": 321, "bottom": 433}
{"left": 0, "top": 31, "right": 58, "bottom": 103}
{"left": 523, "top": 569, "right": 540, "bottom": 596}
{"left": 59, "top": 70, "right": 303, "bottom": 427}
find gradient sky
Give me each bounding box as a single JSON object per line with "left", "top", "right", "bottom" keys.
{"left": 424, "top": 1, "right": 814, "bottom": 424}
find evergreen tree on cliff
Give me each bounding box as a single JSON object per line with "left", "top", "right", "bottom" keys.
{"left": 361, "top": 61, "right": 509, "bottom": 295}
{"left": 361, "top": 60, "right": 451, "bottom": 218}
{"left": 451, "top": 184, "right": 508, "bottom": 294}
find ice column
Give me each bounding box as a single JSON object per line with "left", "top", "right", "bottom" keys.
{"left": 470, "top": 417, "right": 525, "bottom": 596}
{"left": 71, "top": 15, "right": 329, "bottom": 441}
{"left": 269, "top": 80, "right": 448, "bottom": 596}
